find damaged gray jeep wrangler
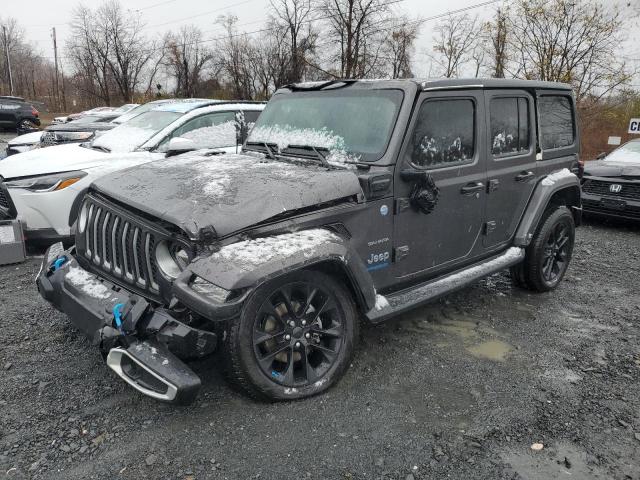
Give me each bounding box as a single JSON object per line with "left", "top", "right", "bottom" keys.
{"left": 37, "top": 79, "right": 582, "bottom": 404}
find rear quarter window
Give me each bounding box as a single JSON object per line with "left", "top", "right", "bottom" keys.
{"left": 538, "top": 95, "right": 575, "bottom": 150}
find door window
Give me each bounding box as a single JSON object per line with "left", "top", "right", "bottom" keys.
{"left": 490, "top": 97, "right": 530, "bottom": 156}
{"left": 411, "top": 99, "right": 475, "bottom": 168}
{"left": 538, "top": 96, "right": 575, "bottom": 150}
{"left": 158, "top": 111, "right": 237, "bottom": 151}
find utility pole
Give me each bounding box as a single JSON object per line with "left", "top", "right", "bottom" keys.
{"left": 2, "top": 25, "right": 14, "bottom": 95}
{"left": 52, "top": 27, "right": 60, "bottom": 110}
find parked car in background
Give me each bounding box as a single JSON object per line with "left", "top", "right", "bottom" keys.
{"left": 581, "top": 138, "right": 640, "bottom": 221}
{"left": 0, "top": 96, "right": 40, "bottom": 131}
{"left": 0, "top": 100, "right": 264, "bottom": 244}
{"left": 52, "top": 104, "right": 138, "bottom": 124}
{"left": 4, "top": 101, "right": 172, "bottom": 156}
{"left": 35, "top": 79, "right": 581, "bottom": 404}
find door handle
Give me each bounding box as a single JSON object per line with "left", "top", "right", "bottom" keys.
{"left": 460, "top": 182, "right": 484, "bottom": 195}
{"left": 515, "top": 171, "right": 535, "bottom": 182}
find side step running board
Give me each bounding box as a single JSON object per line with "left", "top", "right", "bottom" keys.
{"left": 106, "top": 340, "right": 201, "bottom": 404}
{"left": 366, "top": 247, "right": 525, "bottom": 323}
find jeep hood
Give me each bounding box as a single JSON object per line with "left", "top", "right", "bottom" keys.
{"left": 584, "top": 160, "right": 640, "bottom": 178}
{"left": 90, "top": 152, "right": 364, "bottom": 239}
{"left": 0, "top": 143, "right": 110, "bottom": 179}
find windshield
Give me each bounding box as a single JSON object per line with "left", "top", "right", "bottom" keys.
{"left": 113, "top": 102, "right": 159, "bottom": 124}
{"left": 91, "top": 110, "right": 182, "bottom": 153}
{"left": 247, "top": 89, "right": 403, "bottom": 164}
{"left": 606, "top": 141, "right": 640, "bottom": 163}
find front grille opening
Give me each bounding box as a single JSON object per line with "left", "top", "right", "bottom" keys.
{"left": 77, "top": 195, "right": 193, "bottom": 297}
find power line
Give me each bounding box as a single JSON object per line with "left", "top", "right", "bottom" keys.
{"left": 135, "top": 0, "right": 181, "bottom": 11}
{"left": 143, "top": 0, "right": 258, "bottom": 28}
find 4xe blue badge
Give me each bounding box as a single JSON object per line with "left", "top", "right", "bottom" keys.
{"left": 380, "top": 204, "right": 389, "bottom": 216}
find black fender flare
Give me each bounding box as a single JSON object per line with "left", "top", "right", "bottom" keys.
{"left": 514, "top": 170, "right": 581, "bottom": 247}
{"left": 177, "top": 229, "right": 377, "bottom": 318}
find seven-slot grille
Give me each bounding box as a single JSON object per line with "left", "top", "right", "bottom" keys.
{"left": 582, "top": 179, "right": 640, "bottom": 200}
{"left": 79, "top": 196, "right": 162, "bottom": 295}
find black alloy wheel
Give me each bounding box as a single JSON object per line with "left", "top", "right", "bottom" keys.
{"left": 541, "top": 222, "right": 571, "bottom": 283}
{"left": 252, "top": 282, "right": 345, "bottom": 387}
{"left": 222, "top": 270, "right": 357, "bottom": 401}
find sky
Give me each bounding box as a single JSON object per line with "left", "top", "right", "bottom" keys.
{"left": 2, "top": 0, "right": 639, "bottom": 84}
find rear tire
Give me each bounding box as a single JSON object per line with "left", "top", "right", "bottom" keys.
{"left": 512, "top": 206, "right": 575, "bottom": 292}
{"left": 222, "top": 270, "right": 358, "bottom": 401}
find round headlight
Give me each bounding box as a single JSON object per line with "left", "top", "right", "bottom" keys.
{"left": 156, "top": 241, "right": 191, "bottom": 279}
{"left": 77, "top": 204, "right": 89, "bottom": 234}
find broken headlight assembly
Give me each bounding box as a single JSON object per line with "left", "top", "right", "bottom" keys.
{"left": 155, "top": 240, "right": 192, "bottom": 279}
{"left": 189, "top": 276, "right": 231, "bottom": 303}
{"left": 5, "top": 170, "right": 87, "bottom": 192}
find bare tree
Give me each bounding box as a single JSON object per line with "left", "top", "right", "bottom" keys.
{"left": 507, "top": 0, "right": 632, "bottom": 102}
{"left": 270, "top": 0, "right": 316, "bottom": 84}
{"left": 432, "top": 14, "right": 481, "bottom": 78}
{"left": 383, "top": 18, "right": 419, "bottom": 79}
{"left": 487, "top": 8, "right": 507, "bottom": 78}
{"left": 163, "top": 26, "right": 214, "bottom": 97}
{"left": 99, "top": 1, "right": 156, "bottom": 102}
{"left": 319, "top": 0, "right": 390, "bottom": 78}
{"left": 217, "top": 15, "right": 259, "bottom": 99}
{"left": 67, "top": 0, "right": 157, "bottom": 104}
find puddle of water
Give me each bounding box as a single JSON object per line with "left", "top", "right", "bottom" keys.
{"left": 467, "top": 340, "right": 513, "bottom": 362}
{"left": 402, "top": 312, "right": 515, "bottom": 362}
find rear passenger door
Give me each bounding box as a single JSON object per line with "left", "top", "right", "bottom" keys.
{"left": 483, "top": 90, "right": 537, "bottom": 249}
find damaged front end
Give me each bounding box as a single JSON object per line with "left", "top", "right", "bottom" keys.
{"left": 36, "top": 243, "right": 217, "bottom": 404}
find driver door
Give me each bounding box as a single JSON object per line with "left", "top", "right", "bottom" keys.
{"left": 392, "top": 91, "right": 488, "bottom": 280}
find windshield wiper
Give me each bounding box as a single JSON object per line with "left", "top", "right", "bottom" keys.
{"left": 245, "top": 141, "right": 277, "bottom": 159}
{"left": 281, "top": 145, "right": 335, "bottom": 169}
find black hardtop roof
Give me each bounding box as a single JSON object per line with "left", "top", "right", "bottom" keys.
{"left": 284, "top": 78, "right": 573, "bottom": 92}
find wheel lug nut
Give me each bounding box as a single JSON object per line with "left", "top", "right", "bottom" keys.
{"left": 289, "top": 320, "right": 295, "bottom": 327}
{"left": 305, "top": 333, "right": 311, "bottom": 339}
{"left": 301, "top": 320, "right": 306, "bottom": 326}
{"left": 295, "top": 341, "right": 301, "bottom": 348}
{"left": 285, "top": 334, "right": 291, "bottom": 341}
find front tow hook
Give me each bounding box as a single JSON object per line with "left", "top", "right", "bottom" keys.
{"left": 106, "top": 340, "right": 201, "bottom": 404}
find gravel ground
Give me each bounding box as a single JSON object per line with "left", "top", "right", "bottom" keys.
{"left": 1, "top": 219, "right": 639, "bottom": 480}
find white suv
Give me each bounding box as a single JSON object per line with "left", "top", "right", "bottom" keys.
{"left": 0, "top": 100, "right": 264, "bottom": 244}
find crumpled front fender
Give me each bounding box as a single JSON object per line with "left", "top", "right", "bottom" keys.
{"left": 172, "top": 228, "right": 377, "bottom": 320}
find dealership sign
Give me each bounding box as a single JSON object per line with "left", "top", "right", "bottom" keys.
{"left": 629, "top": 118, "right": 640, "bottom": 134}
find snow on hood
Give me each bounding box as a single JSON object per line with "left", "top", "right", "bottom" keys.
{"left": 7, "top": 130, "right": 43, "bottom": 146}
{"left": 0, "top": 143, "right": 110, "bottom": 179}
{"left": 90, "top": 151, "right": 363, "bottom": 239}
{"left": 92, "top": 126, "right": 157, "bottom": 153}
{"left": 248, "top": 124, "right": 360, "bottom": 167}
{"left": 584, "top": 159, "right": 640, "bottom": 178}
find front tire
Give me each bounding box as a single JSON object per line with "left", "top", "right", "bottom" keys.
{"left": 222, "top": 270, "right": 358, "bottom": 401}
{"left": 512, "top": 206, "right": 575, "bottom": 292}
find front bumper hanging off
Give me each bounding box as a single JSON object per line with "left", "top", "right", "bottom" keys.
{"left": 36, "top": 243, "right": 218, "bottom": 404}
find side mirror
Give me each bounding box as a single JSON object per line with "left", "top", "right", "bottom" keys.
{"left": 596, "top": 152, "right": 606, "bottom": 160}
{"left": 166, "top": 137, "right": 196, "bottom": 156}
